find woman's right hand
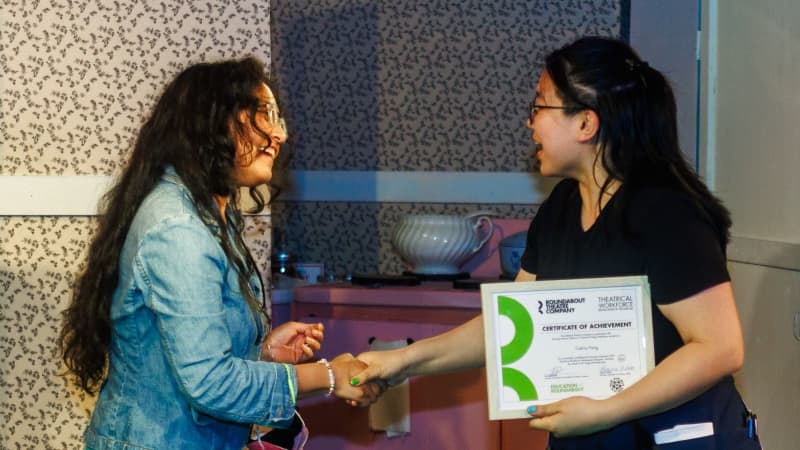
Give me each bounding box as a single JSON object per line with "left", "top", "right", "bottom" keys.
{"left": 330, "top": 353, "right": 387, "bottom": 407}
{"left": 351, "top": 347, "right": 410, "bottom": 387}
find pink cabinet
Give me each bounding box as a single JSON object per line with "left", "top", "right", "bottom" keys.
{"left": 289, "top": 282, "right": 547, "bottom": 450}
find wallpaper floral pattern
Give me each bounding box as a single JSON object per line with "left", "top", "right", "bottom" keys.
{"left": 2, "top": 0, "right": 272, "bottom": 176}
{"left": 0, "top": 215, "right": 271, "bottom": 447}
{"left": 1, "top": 0, "right": 272, "bottom": 447}
{"left": 272, "top": 0, "right": 626, "bottom": 171}
{"left": 269, "top": 0, "right": 626, "bottom": 273}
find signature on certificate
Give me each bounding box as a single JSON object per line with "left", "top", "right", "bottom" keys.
{"left": 544, "top": 366, "right": 580, "bottom": 379}
{"left": 599, "top": 365, "right": 635, "bottom": 376}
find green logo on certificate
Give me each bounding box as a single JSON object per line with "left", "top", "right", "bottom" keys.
{"left": 498, "top": 295, "right": 538, "bottom": 400}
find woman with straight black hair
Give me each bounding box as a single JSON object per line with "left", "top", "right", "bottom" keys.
{"left": 353, "top": 36, "right": 760, "bottom": 449}
{"left": 59, "top": 56, "right": 382, "bottom": 449}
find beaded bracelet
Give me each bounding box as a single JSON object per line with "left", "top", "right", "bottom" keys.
{"left": 317, "top": 358, "right": 335, "bottom": 397}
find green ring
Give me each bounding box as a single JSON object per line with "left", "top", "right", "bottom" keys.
{"left": 498, "top": 295, "right": 534, "bottom": 365}
{"left": 502, "top": 367, "right": 538, "bottom": 401}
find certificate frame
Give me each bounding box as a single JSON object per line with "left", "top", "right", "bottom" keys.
{"left": 481, "top": 276, "right": 654, "bottom": 420}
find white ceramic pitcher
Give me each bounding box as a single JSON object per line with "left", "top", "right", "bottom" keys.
{"left": 391, "top": 211, "right": 494, "bottom": 274}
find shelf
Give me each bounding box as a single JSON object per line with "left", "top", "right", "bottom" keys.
{"left": 294, "top": 281, "right": 482, "bottom": 310}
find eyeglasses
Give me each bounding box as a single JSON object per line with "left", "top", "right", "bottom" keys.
{"left": 529, "top": 100, "right": 568, "bottom": 122}
{"left": 257, "top": 103, "right": 287, "bottom": 135}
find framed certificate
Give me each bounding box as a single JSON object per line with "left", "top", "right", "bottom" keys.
{"left": 481, "top": 276, "right": 654, "bottom": 420}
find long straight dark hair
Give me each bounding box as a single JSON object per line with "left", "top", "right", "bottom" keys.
{"left": 545, "top": 36, "right": 731, "bottom": 244}
{"left": 59, "top": 57, "right": 274, "bottom": 394}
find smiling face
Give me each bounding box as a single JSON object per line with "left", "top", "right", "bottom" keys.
{"left": 527, "top": 71, "right": 597, "bottom": 180}
{"left": 230, "top": 83, "right": 286, "bottom": 187}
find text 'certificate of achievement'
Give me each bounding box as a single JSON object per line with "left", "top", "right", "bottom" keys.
{"left": 481, "top": 276, "right": 654, "bottom": 420}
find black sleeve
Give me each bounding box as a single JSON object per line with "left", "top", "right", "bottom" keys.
{"left": 520, "top": 180, "right": 572, "bottom": 275}
{"left": 631, "top": 189, "right": 730, "bottom": 304}
{"left": 519, "top": 208, "right": 541, "bottom": 275}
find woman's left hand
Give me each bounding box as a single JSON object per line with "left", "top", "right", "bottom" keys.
{"left": 527, "top": 396, "right": 614, "bottom": 438}
{"left": 262, "top": 322, "right": 325, "bottom": 364}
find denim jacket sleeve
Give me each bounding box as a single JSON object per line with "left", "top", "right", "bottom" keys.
{"left": 133, "top": 212, "right": 296, "bottom": 427}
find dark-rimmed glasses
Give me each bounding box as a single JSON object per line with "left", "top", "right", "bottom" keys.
{"left": 529, "top": 100, "right": 568, "bottom": 122}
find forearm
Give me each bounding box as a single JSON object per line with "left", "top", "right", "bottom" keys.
{"left": 604, "top": 283, "right": 745, "bottom": 425}
{"left": 294, "top": 362, "right": 332, "bottom": 398}
{"left": 404, "top": 315, "right": 486, "bottom": 376}
{"left": 382, "top": 272, "right": 534, "bottom": 378}
{"left": 603, "top": 340, "right": 743, "bottom": 426}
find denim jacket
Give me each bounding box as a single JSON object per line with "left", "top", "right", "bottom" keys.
{"left": 85, "top": 168, "right": 297, "bottom": 450}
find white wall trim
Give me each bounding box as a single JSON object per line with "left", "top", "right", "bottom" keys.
{"left": 281, "top": 170, "right": 550, "bottom": 204}
{"left": 0, "top": 171, "right": 546, "bottom": 216}
{"left": 0, "top": 176, "right": 274, "bottom": 216}
{"left": 1, "top": 175, "right": 113, "bottom": 216}
{"left": 6, "top": 176, "right": 799, "bottom": 272}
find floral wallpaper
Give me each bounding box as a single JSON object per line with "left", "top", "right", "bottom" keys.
{"left": 271, "top": 0, "right": 627, "bottom": 171}
{"left": 0, "top": 215, "right": 271, "bottom": 447}
{"left": 1, "top": 0, "right": 272, "bottom": 176}
{"left": 0, "top": 0, "right": 272, "bottom": 447}
{"left": 269, "top": 0, "right": 627, "bottom": 273}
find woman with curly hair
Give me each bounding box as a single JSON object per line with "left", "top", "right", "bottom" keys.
{"left": 59, "top": 56, "right": 382, "bottom": 449}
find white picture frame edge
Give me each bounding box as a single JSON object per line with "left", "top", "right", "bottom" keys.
{"left": 480, "top": 275, "right": 654, "bottom": 421}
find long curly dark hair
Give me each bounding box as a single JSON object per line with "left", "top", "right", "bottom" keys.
{"left": 545, "top": 36, "right": 731, "bottom": 245}
{"left": 59, "top": 57, "right": 277, "bottom": 394}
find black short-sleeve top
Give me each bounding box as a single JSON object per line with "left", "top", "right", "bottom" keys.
{"left": 520, "top": 179, "right": 730, "bottom": 362}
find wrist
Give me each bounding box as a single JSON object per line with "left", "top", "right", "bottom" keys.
{"left": 397, "top": 344, "right": 416, "bottom": 377}
{"left": 598, "top": 395, "right": 627, "bottom": 429}
{"left": 261, "top": 344, "right": 275, "bottom": 362}
{"left": 317, "top": 358, "right": 335, "bottom": 397}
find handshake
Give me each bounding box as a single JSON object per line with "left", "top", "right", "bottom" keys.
{"left": 263, "top": 321, "right": 412, "bottom": 407}
{"left": 314, "top": 352, "right": 390, "bottom": 407}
